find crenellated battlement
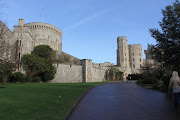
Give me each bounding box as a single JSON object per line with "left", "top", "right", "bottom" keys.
{"left": 117, "top": 36, "right": 127, "bottom": 39}
{"left": 24, "top": 22, "right": 63, "bottom": 35}
{"left": 92, "top": 62, "right": 114, "bottom": 70}
{"left": 128, "top": 44, "right": 141, "bottom": 46}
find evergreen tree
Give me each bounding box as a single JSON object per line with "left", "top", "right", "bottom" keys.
{"left": 32, "top": 45, "right": 56, "bottom": 82}
{"left": 149, "top": 0, "right": 180, "bottom": 70}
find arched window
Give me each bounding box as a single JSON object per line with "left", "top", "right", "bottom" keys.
{"left": 140, "top": 64, "right": 142, "bottom": 68}
{"left": 140, "top": 59, "right": 141, "bottom": 62}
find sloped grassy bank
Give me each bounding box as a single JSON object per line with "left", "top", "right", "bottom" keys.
{"left": 0, "top": 82, "right": 107, "bottom": 120}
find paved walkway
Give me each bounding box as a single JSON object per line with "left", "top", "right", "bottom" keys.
{"left": 67, "top": 82, "right": 180, "bottom": 120}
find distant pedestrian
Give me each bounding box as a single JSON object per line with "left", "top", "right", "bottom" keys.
{"left": 169, "top": 71, "right": 180, "bottom": 93}
{"left": 126, "top": 76, "right": 129, "bottom": 83}
{"left": 169, "top": 71, "right": 180, "bottom": 108}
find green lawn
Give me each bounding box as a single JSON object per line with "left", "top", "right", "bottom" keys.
{"left": 0, "top": 82, "right": 106, "bottom": 120}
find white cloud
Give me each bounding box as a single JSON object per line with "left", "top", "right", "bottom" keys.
{"left": 64, "top": 9, "right": 111, "bottom": 32}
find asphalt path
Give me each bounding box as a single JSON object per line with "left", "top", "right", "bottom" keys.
{"left": 67, "top": 81, "right": 180, "bottom": 120}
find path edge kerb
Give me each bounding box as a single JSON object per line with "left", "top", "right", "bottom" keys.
{"left": 64, "top": 82, "right": 112, "bottom": 120}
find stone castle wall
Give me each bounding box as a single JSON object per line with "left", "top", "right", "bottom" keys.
{"left": 51, "top": 59, "right": 113, "bottom": 83}
{"left": 50, "top": 64, "right": 83, "bottom": 83}
{"left": 0, "top": 21, "right": 14, "bottom": 61}
{"left": 91, "top": 68, "right": 107, "bottom": 82}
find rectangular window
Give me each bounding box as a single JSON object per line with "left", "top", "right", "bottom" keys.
{"left": 133, "top": 64, "right": 135, "bottom": 68}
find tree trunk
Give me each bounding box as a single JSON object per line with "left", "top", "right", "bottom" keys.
{"left": 2, "top": 76, "right": 8, "bottom": 84}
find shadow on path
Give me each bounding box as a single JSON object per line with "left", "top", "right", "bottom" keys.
{"left": 67, "top": 82, "right": 180, "bottom": 120}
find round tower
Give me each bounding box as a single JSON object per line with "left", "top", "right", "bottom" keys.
{"left": 117, "top": 36, "right": 129, "bottom": 68}
{"left": 24, "top": 22, "right": 63, "bottom": 53}
{"left": 129, "top": 44, "right": 143, "bottom": 73}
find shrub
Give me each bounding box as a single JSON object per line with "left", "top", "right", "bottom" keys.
{"left": 136, "top": 80, "right": 143, "bottom": 84}
{"left": 162, "top": 76, "right": 171, "bottom": 88}
{"left": 128, "top": 74, "right": 142, "bottom": 80}
{"left": 25, "top": 75, "right": 33, "bottom": 82}
{"left": 109, "top": 67, "right": 122, "bottom": 81}
{"left": 0, "top": 74, "right": 2, "bottom": 82}
{"left": 152, "top": 81, "right": 161, "bottom": 89}
{"left": 142, "top": 78, "right": 159, "bottom": 84}
{"left": 9, "top": 72, "right": 25, "bottom": 83}
{"left": 33, "top": 77, "right": 41, "bottom": 83}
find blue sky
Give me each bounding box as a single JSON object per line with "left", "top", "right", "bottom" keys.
{"left": 2, "top": 0, "right": 174, "bottom": 64}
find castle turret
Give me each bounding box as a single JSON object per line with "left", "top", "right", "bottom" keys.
{"left": 117, "top": 36, "right": 130, "bottom": 68}
{"left": 129, "top": 44, "right": 143, "bottom": 74}
{"left": 81, "top": 59, "right": 92, "bottom": 82}
{"left": 19, "top": 19, "right": 24, "bottom": 27}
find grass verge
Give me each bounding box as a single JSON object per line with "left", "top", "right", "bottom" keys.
{"left": 0, "top": 82, "right": 107, "bottom": 120}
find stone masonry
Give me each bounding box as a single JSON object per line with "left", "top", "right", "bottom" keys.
{"left": 50, "top": 59, "right": 112, "bottom": 83}
{"left": 1, "top": 19, "right": 150, "bottom": 82}
{"left": 117, "top": 36, "right": 143, "bottom": 78}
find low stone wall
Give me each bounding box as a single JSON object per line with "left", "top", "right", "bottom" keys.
{"left": 50, "top": 64, "right": 83, "bottom": 83}
{"left": 91, "top": 68, "right": 107, "bottom": 82}
{"left": 51, "top": 59, "right": 115, "bottom": 83}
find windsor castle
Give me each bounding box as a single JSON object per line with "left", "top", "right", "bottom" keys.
{"left": 0, "top": 19, "right": 153, "bottom": 82}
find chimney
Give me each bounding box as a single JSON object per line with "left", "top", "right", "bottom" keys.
{"left": 19, "top": 19, "right": 24, "bottom": 27}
